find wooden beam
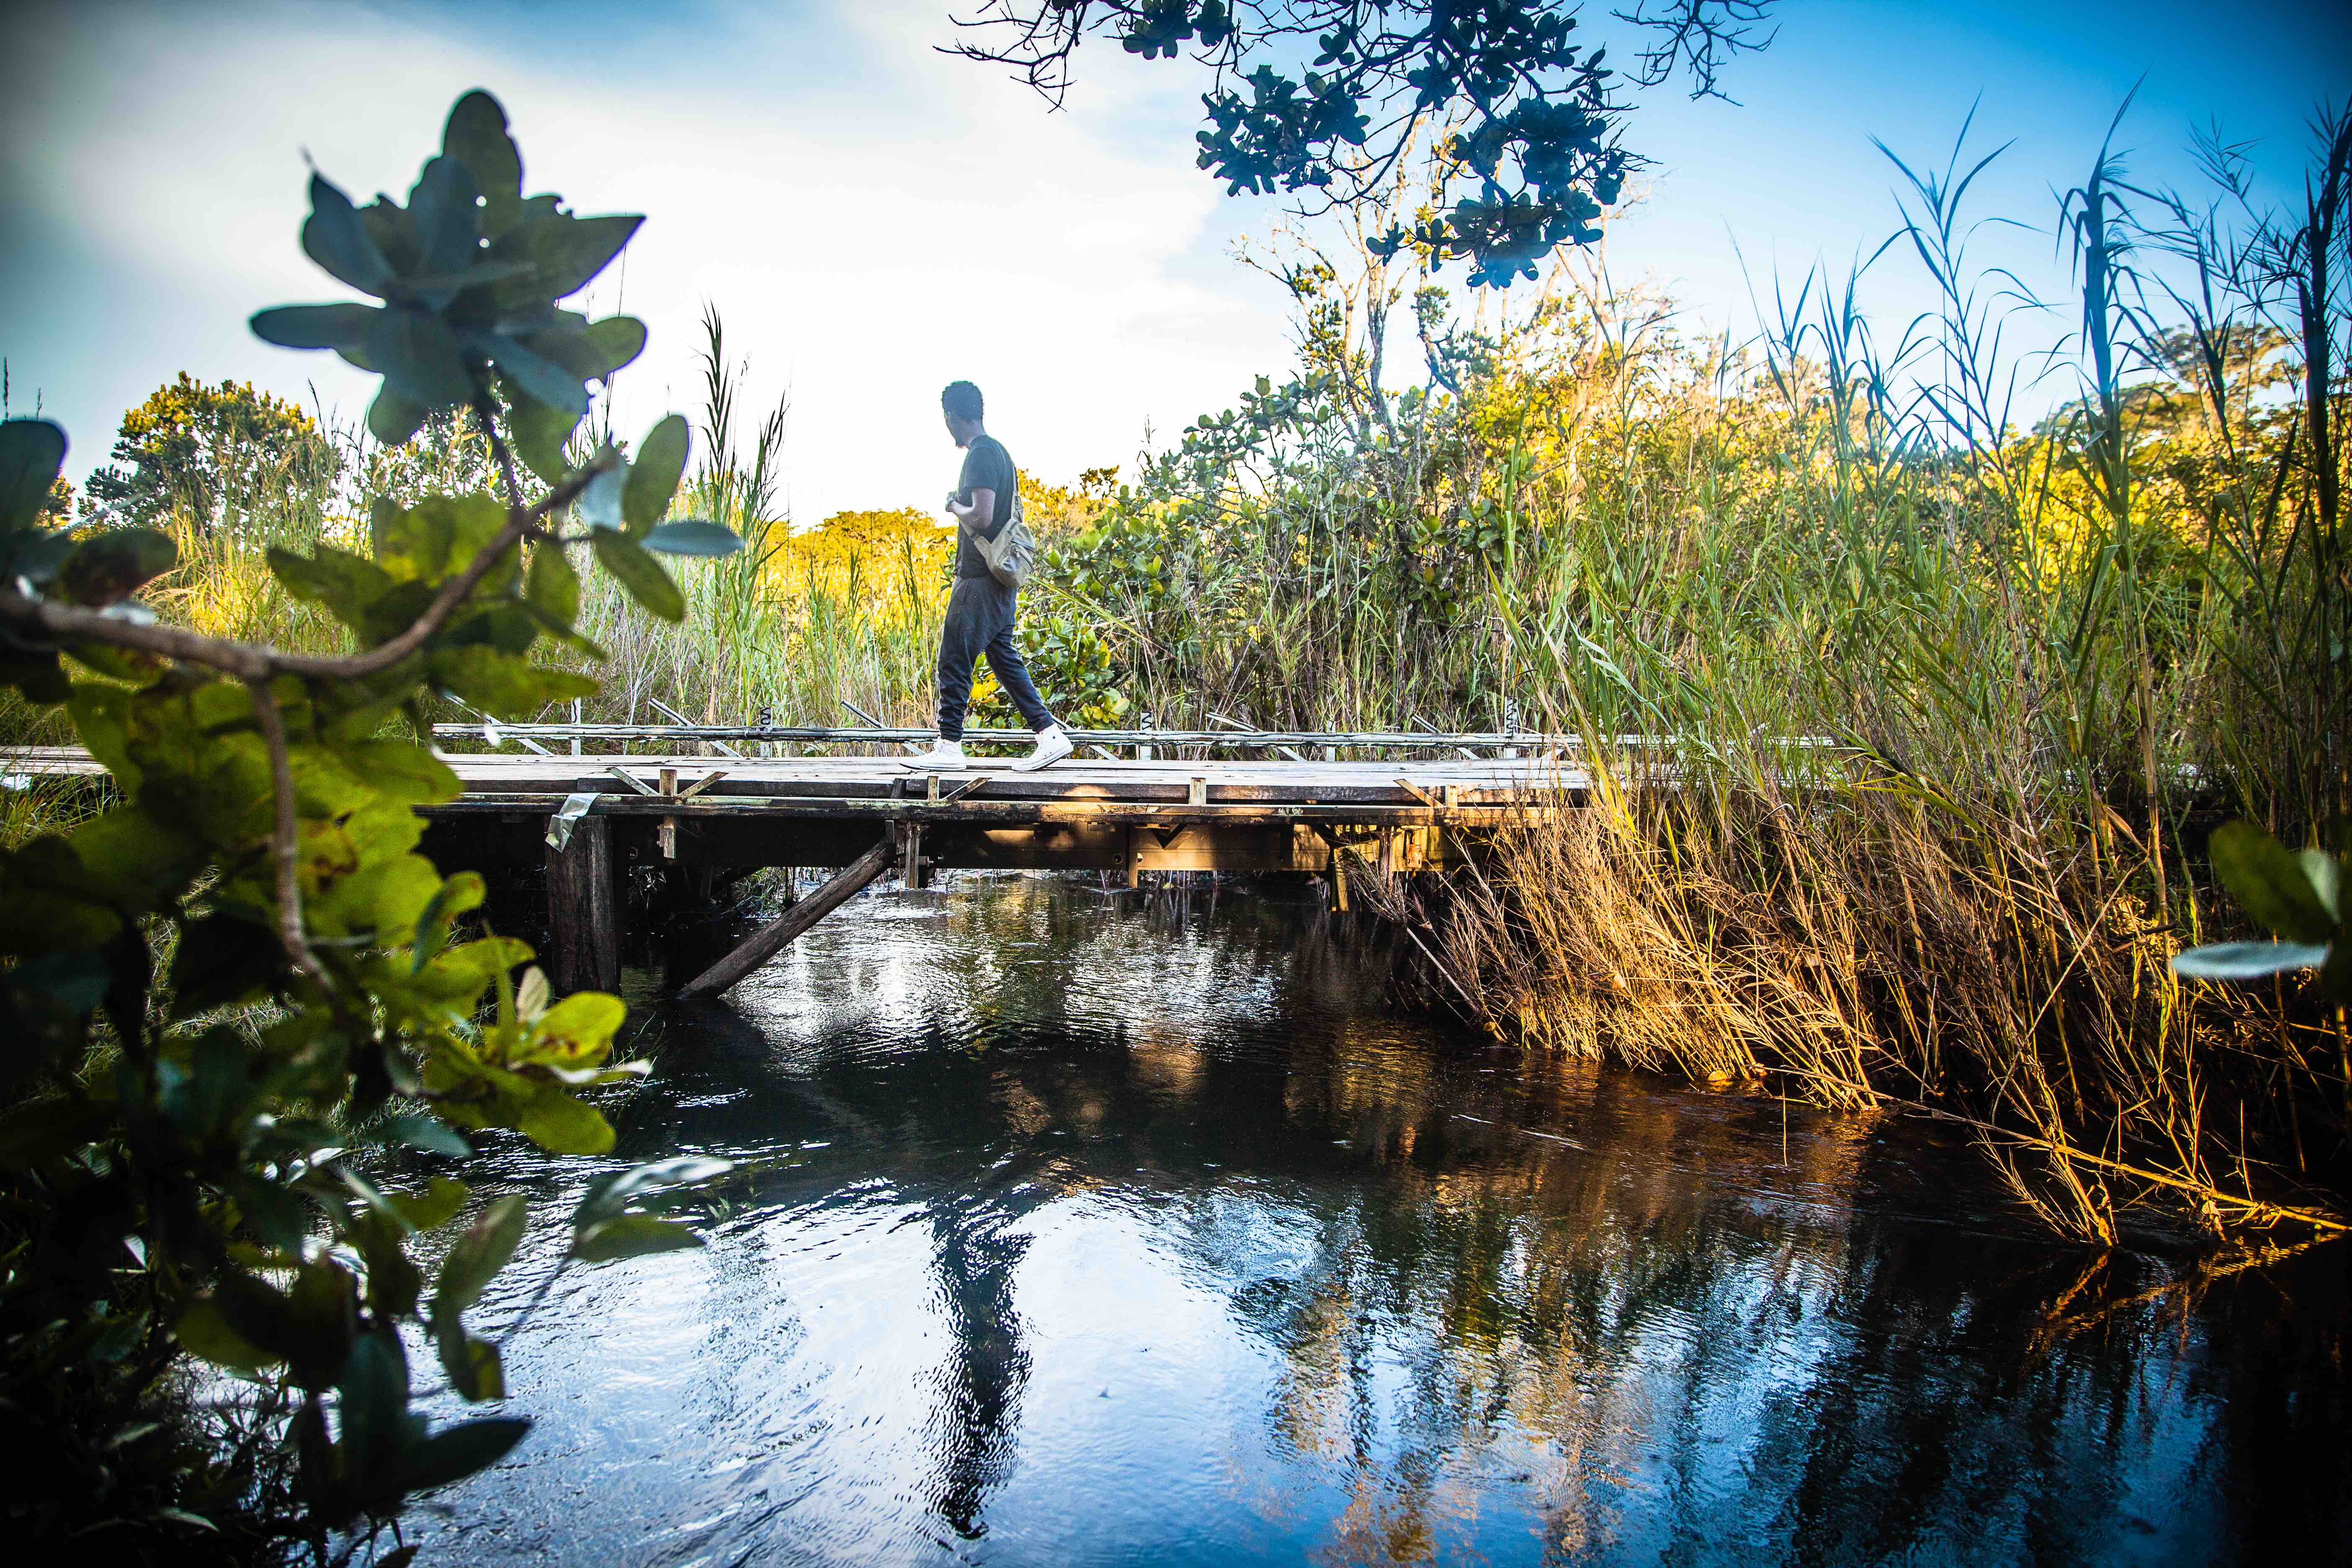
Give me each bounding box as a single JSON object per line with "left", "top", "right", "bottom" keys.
{"left": 545, "top": 813, "right": 619, "bottom": 993}
{"left": 677, "top": 833, "right": 897, "bottom": 998}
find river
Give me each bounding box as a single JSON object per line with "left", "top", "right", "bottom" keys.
{"left": 406, "top": 873, "right": 2349, "bottom": 1565}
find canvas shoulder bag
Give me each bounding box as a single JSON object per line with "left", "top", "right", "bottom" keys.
{"left": 965, "top": 477, "right": 1035, "bottom": 590}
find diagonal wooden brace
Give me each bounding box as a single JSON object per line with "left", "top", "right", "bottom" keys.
{"left": 677, "top": 832, "right": 898, "bottom": 999}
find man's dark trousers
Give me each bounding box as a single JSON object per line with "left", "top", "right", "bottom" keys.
{"left": 936, "top": 575, "right": 1055, "bottom": 742}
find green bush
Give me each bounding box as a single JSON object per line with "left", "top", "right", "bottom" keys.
{"left": 0, "top": 90, "right": 740, "bottom": 1556}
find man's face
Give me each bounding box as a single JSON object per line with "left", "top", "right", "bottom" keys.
{"left": 944, "top": 412, "right": 975, "bottom": 448}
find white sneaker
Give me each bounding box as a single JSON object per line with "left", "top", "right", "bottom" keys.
{"left": 1015, "top": 724, "right": 1073, "bottom": 773}
{"left": 909, "top": 738, "right": 967, "bottom": 770}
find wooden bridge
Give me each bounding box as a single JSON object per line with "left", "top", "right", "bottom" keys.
{"left": 5, "top": 724, "right": 1582, "bottom": 1001}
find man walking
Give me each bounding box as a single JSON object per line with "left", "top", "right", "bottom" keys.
{"left": 913, "top": 380, "right": 1072, "bottom": 772}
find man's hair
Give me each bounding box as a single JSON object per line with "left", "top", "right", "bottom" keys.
{"left": 941, "top": 381, "right": 984, "bottom": 423}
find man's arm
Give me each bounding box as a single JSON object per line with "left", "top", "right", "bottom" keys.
{"left": 946, "top": 488, "right": 996, "bottom": 537}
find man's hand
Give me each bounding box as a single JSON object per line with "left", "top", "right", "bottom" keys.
{"left": 947, "top": 489, "right": 995, "bottom": 533}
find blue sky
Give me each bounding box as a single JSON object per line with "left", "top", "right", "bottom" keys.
{"left": 2, "top": 0, "right": 2344, "bottom": 525}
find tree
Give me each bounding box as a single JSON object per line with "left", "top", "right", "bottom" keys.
{"left": 84, "top": 372, "right": 338, "bottom": 532}
{"left": 947, "top": 0, "right": 1772, "bottom": 286}
{"left": 0, "top": 91, "right": 744, "bottom": 1555}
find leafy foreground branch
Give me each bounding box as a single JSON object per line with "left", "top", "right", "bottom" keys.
{"left": 0, "top": 92, "right": 742, "bottom": 1558}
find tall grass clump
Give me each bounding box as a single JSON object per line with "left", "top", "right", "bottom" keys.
{"left": 1034, "top": 106, "right": 2352, "bottom": 1245}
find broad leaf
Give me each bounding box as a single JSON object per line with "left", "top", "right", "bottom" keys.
{"left": 514, "top": 1086, "right": 614, "bottom": 1155}
{"left": 382, "top": 1115, "right": 472, "bottom": 1158}
{"left": 442, "top": 90, "right": 525, "bottom": 235}
{"left": 2171, "top": 940, "right": 2332, "bottom": 980}
{"left": 56, "top": 528, "right": 177, "bottom": 607}
{"left": 2208, "top": 820, "right": 2338, "bottom": 944}
{"left": 526, "top": 542, "right": 579, "bottom": 627}
{"left": 369, "top": 385, "right": 429, "bottom": 447}
{"left": 0, "top": 418, "right": 67, "bottom": 533}
{"left": 622, "top": 415, "right": 689, "bottom": 533}
{"left": 492, "top": 212, "right": 643, "bottom": 299}
{"left": 251, "top": 303, "right": 378, "bottom": 350}
{"left": 432, "top": 1192, "right": 527, "bottom": 1315}
{"left": 572, "top": 1214, "right": 704, "bottom": 1264}
{"left": 300, "top": 173, "right": 394, "bottom": 296}
{"left": 408, "top": 155, "right": 481, "bottom": 280}
{"left": 400, "top": 1417, "right": 530, "bottom": 1493}
{"left": 368, "top": 309, "right": 473, "bottom": 412}
{"left": 593, "top": 527, "right": 685, "bottom": 622}
{"left": 643, "top": 520, "right": 743, "bottom": 558}
{"left": 573, "top": 1155, "right": 734, "bottom": 1228}
{"left": 505, "top": 382, "right": 583, "bottom": 485}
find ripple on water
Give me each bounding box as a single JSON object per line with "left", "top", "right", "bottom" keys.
{"left": 413, "top": 876, "right": 2350, "bottom": 1566}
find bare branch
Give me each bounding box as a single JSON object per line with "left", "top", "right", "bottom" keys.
{"left": 246, "top": 673, "right": 335, "bottom": 997}
{"left": 0, "top": 455, "right": 614, "bottom": 683}
{"left": 1612, "top": 0, "right": 1776, "bottom": 100}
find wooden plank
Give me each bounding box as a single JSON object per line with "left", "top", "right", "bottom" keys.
{"left": 544, "top": 813, "right": 619, "bottom": 993}
{"left": 677, "top": 833, "right": 897, "bottom": 999}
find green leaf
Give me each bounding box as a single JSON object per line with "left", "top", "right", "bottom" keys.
{"left": 369, "top": 385, "right": 429, "bottom": 447}
{"left": 329, "top": 738, "right": 462, "bottom": 805}
{"left": 642, "top": 520, "right": 743, "bottom": 558}
{"left": 2299, "top": 849, "right": 2342, "bottom": 923}
{"left": 0, "top": 418, "right": 69, "bottom": 532}
{"left": 408, "top": 155, "right": 481, "bottom": 279}
{"left": 2171, "top": 940, "right": 2334, "bottom": 980}
{"left": 491, "top": 212, "right": 643, "bottom": 299}
{"left": 64, "top": 805, "right": 201, "bottom": 911}
{"left": 432, "top": 1192, "right": 527, "bottom": 1315}
{"left": 170, "top": 912, "right": 279, "bottom": 1015}
{"left": 400, "top": 1417, "right": 530, "bottom": 1493}
{"left": 267, "top": 543, "right": 396, "bottom": 627}
{"left": 433, "top": 1313, "right": 506, "bottom": 1402}
{"left": 251, "top": 303, "right": 378, "bottom": 350}
{"left": 526, "top": 542, "right": 579, "bottom": 628}
{"left": 573, "top": 1155, "right": 734, "bottom": 1228}
{"left": 382, "top": 1114, "right": 472, "bottom": 1158}
{"left": 178, "top": 1295, "right": 277, "bottom": 1373}
{"left": 442, "top": 90, "right": 524, "bottom": 236}
{"left": 300, "top": 172, "right": 394, "bottom": 295}
{"left": 592, "top": 529, "right": 685, "bottom": 622}
{"left": 474, "top": 332, "right": 587, "bottom": 417}
{"left": 572, "top": 1214, "right": 704, "bottom": 1264}
{"left": 368, "top": 308, "right": 474, "bottom": 411}
{"left": 387, "top": 1176, "right": 472, "bottom": 1233}
{"left": 430, "top": 645, "right": 598, "bottom": 719}
{"left": 2209, "top": 820, "right": 2339, "bottom": 944}
{"left": 581, "top": 316, "right": 648, "bottom": 378}
{"left": 56, "top": 528, "right": 177, "bottom": 606}
{"left": 623, "top": 415, "right": 690, "bottom": 532}
{"left": 337, "top": 1329, "right": 409, "bottom": 1475}
{"left": 504, "top": 385, "right": 581, "bottom": 486}
{"left": 515, "top": 1086, "right": 614, "bottom": 1155}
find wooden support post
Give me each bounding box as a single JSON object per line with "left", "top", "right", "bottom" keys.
{"left": 901, "top": 822, "right": 924, "bottom": 887}
{"left": 545, "top": 813, "right": 619, "bottom": 993}
{"left": 1125, "top": 827, "right": 1141, "bottom": 888}
{"left": 678, "top": 833, "right": 897, "bottom": 998}
{"left": 657, "top": 766, "right": 679, "bottom": 860}
{"left": 1329, "top": 845, "right": 1349, "bottom": 911}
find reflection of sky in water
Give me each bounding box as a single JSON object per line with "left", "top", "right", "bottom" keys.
{"left": 411, "top": 877, "right": 2347, "bottom": 1565}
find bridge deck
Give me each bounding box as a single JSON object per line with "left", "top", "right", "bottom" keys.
{"left": 5, "top": 742, "right": 1582, "bottom": 995}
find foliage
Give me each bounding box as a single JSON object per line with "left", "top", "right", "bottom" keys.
{"left": 85, "top": 373, "right": 339, "bottom": 536}
{"left": 949, "top": 0, "right": 1772, "bottom": 286}
{"left": 2173, "top": 820, "right": 2346, "bottom": 996}
{"left": 0, "top": 90, "right": 739, "bottom": 1557}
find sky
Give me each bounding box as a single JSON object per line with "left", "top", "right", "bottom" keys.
{"left": 2, "top": 0, "right": 2345, "bottom": 526}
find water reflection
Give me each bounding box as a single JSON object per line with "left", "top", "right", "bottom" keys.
{"left": 418, "top": 877, "right": 2347, "bottom": 1565}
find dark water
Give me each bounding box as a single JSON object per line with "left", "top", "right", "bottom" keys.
{"left": 411, "top": 877, "right": 2349, "bottom": 1566}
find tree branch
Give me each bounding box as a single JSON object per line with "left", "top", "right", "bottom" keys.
{"left": 246, "top": 673, "right": 335, "bottom": 997}
{"left": 0, "top": 456, "right": 614, "bottom": 683}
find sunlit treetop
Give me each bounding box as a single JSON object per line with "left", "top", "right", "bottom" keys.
{"left": 947, "top": 0, "right": 1773, "bottom": 287}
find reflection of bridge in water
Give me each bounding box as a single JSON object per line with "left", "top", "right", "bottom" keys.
{"left": 570, "top": 881, "right": 2345, "bottom": 1565}
{"left": 398, "top": 722, "right": 1586, "bottom": 998}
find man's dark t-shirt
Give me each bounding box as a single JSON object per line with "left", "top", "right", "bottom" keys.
{"left": 954, "top": 433, "right": 1016, "bottom": 581}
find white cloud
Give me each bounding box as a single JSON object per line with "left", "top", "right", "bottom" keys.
{"left": 1, "top": 0, "right": 1297, "bottom": 521}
